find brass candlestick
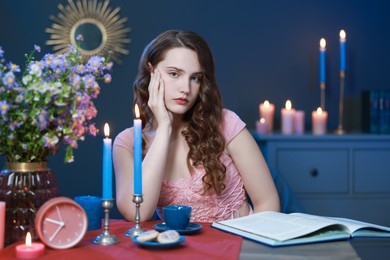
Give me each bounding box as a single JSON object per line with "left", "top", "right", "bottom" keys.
{"left": 320, "top": 81, "right": 326, "bottom": 110}
{"left": 336, "top": 70, "right": 346, "bottom": 134}
{"left": 125, "top": 194, "right": 145, "bottom": 237}
{"left": 93, "top": 199, "right": 119, "bottom": 245}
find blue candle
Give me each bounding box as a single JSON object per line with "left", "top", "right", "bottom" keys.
{"left": 340, "top": 30, "right": 346, "bottom": 71}
{"left": 319, "top": 38, "right": 326, "bottom": 83}
{"left": 134, "top": 105, "right": 142, "bottom": 195}
{"left": 102, "top": 123, "right": 112, "bottom": 199}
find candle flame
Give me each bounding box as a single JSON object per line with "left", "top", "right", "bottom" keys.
{"left": 26, "top": 232, "right": 32, "bottom": 246}
{"left": 320, "top": 38, "right": 326, "bottom": 48}
{"left": 340, "top": 30, "right": 346, "bottom": 40}
{"left": 285, "top": 100, "right": 292, "bottom": 110}
{"left": 264, "top": 100, "right": 270, "bottom": 108}
{"left": 104, "top": 123, "right": 110, "bottom": 137}
{"left": 135, "top": 104, "right": 140, "bottom": 119}
{"left": 317, "top": 107, "right": 323, "bottom": 114}
{"left": 260, "top": 117, "right": 265, "bottom": 123}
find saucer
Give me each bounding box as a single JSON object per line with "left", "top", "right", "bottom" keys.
{"left": 153, "top": 222, "right": 203, "bottom": 234}
{"left": 132, "top": 235, "right": 185, "bottom": 248}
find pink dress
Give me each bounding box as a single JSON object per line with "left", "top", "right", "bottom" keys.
{"left": 114, "top": 109, "right": 247, "bottom": 223}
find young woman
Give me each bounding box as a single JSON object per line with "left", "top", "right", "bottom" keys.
{"left": 113, "top": 30, "right": 280, "bottom": 222}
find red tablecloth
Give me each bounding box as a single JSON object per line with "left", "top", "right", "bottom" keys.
{"left": 1, "top": 220, "right": 242, "bottom": 260}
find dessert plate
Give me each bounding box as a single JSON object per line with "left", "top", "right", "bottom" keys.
{"left": 153, "top": 222, "right": 203, "bottom": 234}
{"left": 132, "top": 235, "right": 185, "bottom": 248}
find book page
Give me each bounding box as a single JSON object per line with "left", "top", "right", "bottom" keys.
{"left": 216, "top": 211, "right": 346, "bottom": 241}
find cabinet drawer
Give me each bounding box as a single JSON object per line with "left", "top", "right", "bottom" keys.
{"left": 354, "top": 149, "right": 390, "bottom": 193}
{"left": 277, "top": 149, "right": 349, "bottom": 193}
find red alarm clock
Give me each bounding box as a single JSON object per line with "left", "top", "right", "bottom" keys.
{"left": 35, "top": 197, "right": 88, "bottom": 249}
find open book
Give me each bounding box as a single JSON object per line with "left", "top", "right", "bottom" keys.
{"left": 211, "top": 211, "right": 390, "bottom": 247}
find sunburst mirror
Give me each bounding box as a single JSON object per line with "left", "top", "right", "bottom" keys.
{"left": 45, "top": 0, "right": 131, "bottom": 64}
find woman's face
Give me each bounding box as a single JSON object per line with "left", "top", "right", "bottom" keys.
{"left": 154, "top": 47, "right": 202, "bottom": 115}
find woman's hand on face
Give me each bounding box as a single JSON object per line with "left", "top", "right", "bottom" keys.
{"left": 147, "top": 70, "right": 173, "bottom": 128}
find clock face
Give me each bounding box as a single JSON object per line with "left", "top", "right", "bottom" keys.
{"left": 35, "top": 197, "right": 88, "bottom": 249}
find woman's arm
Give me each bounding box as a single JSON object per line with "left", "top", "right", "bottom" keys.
{"left": 227, "top": 128, "right": 280, "bottom": 212}
{"left": 114, "top": 70, "right": 173, "bottom": 221}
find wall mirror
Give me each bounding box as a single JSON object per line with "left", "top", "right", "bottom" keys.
{"left": 45, "top": 0, "right": 131, "bottom": 64}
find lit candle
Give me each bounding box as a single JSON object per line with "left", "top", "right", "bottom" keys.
{"left": 281, "top": 100, "right": 295, "bottom": 134}
{"left": 312, "top": 107, "right": 328, "bottom": 135}
{"left": 259, "top": 100, "right": 275, "bottom": 133}
{"left": 15, "top": 232, "right": 45, "bottom": 259}
{"left": 256, "top": 117, "right": 268, "bottom": 134}
{"left": 134, "top": 104, "right": 142, "bottom": 195}
{"left": 319, "top": 38, "right": 326, "bottom": 83}
{"left": 293, "top": 110, "right": 305, "bottom": 134}
{"left": 340, "top": 30, "right": 346, "bottom": 71}
{"left": 0, "top": 201, "right": 4, "bottom": 250}
{"left": 102, "top": 123, "right": 112, "bottom": 199}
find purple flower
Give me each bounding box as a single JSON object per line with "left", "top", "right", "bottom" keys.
{"left": 104, "top": 74, "right": 112, "bottom": 84}
{"left": 8, "top": 62, "right": 20, "bottom": 73}
{"left": 2, "top": 71, "right": 17, "bottom": 87}
{"left": 86, "top": 56, "right": 103, "bottom": 72}
{"left": 0, "top": 100, "right": 9, "bottom": 115}
{"left": 34, "top": 45, "right": 41, "bottom": 53}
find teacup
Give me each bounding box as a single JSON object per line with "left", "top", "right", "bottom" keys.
{"left": 163, "top": 205, "right": 192, "bottom": 230}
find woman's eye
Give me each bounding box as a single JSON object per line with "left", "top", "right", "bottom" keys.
{"left": 191, "top": 75, "right": 201, "bottom": 83}
{"left": 169, "top": 72, "right": 178, "bottom": 77}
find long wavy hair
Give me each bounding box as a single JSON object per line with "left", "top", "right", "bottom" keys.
{"left": 133, "top": 30, "right": 226, "bottom": 195}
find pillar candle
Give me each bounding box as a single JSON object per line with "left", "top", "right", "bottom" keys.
{"left": 134, "top": 104, "right": 142, "bottom": 195}
{"left": 281, "top": 100, "right": 295, "bottom": 134}
{"left": 15, "top": 232, "right": 45, "bottom": 258}
{"left": 312, "top": 107, "right": 328, "bottom": 135}
{"left": 256, "top": 118, "right": 268, "bottom": 134}
{"left": 319, "top": 38, "right": 326, "bottom": 83}
{"left": 0, "top": 201, "right": 5, "bottom": 250}
{"left": 340, "top": 30, "right": 346, "bottom": 71}
{"left": 259, "top": 100, "right": 275, "bottom": 133}
{"left": 74, "top": 196, "right": 103, "bottom": 231}
{"left": 102, "top": 123, "right": 112, "bottom": 199}
{"left": 293, "top": 110, "right": 305, "bottom": 134}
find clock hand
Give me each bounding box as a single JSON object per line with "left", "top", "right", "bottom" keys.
{"left": 49, "top": 223, "right": 64, "bottom": 242}
{"left": 56, "top": 205, "right": 64, "bottom": 222}
{"left": 45, "top": 217, "right": 65, "bottom": 226}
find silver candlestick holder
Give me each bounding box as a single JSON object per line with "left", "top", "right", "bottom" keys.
{"left": 125, "top": 194, "right": 145, "bottom": 237}
{"left": 336, "top": 70, "right": 346, "bottom": 135}
{"left": 93, "top": 199, "right": 119, "bottom": 245}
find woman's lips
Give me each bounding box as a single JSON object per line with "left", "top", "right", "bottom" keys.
{"left": 175, "top": 98, "right": 188, "bottom": 105}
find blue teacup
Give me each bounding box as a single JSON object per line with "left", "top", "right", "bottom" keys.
{"left": 163, "top": 205, "right": 192, "bottom": 230}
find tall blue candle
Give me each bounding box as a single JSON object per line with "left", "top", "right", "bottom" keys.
{"left": 134, "top": 105, "right": 142, "bottom": 195}
{"left": 340, "top": 30, "right": 346, "bottom": 71}
{"left": 319, "top": 38, "right": 326, "bottom": 83}
{"left": 102, "top": 123, "right": 112, "bottom": 199}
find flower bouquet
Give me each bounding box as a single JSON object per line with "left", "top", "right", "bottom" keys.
{"left": 0, "top": 44, "right": 113, "bottom": 163}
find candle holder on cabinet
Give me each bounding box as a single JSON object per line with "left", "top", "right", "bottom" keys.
{"left": 93, "top": 199, "right": 119, "bottom": 245}
{"left": 125, "top": 194, "right": 145, "bottom": 237}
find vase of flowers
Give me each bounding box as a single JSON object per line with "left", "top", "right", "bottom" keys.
{"left": 0, "top": 43, "right": 112, "bottom": 245}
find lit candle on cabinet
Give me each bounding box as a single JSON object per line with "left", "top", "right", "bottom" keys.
{"left": 15, "top": 232, "right": 45, "bottom": 259}
{"left": 102, "top": 123, "right": 112, "bottom": 199}
{"left": 256, "top": 117, "right": 268, "bottom": 134}
{"left": 259, "top": 100, "right": 275, "bottom": 133}
{"left": 340, "top": 30, "right": 346, "bottom": 71}
{"left": 134, "top": 104, "right": 142, "bottom": 195}
{"left": 293, "top": 110, "right": 305, "bottom": 134}
{"left": 281, "top": 100, "right": 295, "bottom": 134}
{"left": 312, "top": 107, "right": 328, "bottom": 135}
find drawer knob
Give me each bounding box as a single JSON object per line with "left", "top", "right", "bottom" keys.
{"left": 310, "top": 168, "right": 319, "bottom": 177}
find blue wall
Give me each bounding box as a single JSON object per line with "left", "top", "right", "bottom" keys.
{"left": 1, "top": 0, "right": 389, "bottom": 218}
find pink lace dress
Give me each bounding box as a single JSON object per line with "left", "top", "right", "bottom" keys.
{"left": 114, "top": 109, "right": 247, "bottom": 223}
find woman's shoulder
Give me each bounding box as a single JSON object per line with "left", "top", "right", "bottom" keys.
{"left": 113, "top": 127, "right": 134, "bottom": 151}
{"left": 220, "top": 108, "right": 246, "bottom": 143}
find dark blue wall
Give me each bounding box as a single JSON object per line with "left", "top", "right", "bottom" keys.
{"left": 1, "top": 0, "right": 389, "bottom": 218}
